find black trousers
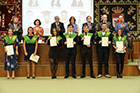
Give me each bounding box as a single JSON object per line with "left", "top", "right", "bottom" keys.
{"left": 98, "top": 46, "right": 110, "bottom": 75}
{"left": 65, "top": 48, "right": 77, "bottom": 76}
{"left": 81, "top": 46, "right": 93, "bottom": 76}
{"left": 116, "top": 53, "right": 125, "bottom": 74}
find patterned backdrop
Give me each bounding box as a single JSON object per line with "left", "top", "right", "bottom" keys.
{"left": 0, "top": 0, "right": 21, "bottom": 42}
{"left": 94, "top": 0, "right": 140, "bottom": 40}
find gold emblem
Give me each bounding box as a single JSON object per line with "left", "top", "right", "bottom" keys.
{"left": 12, "top": 36, "right": 16, "bottom": 40}
{"left": 32, "top": 37, "right": 36, "bottom": 41}
{"left": 57, "top": 37, "right": 60, "bottom": 40}
{"left": 66, "top": 35, "right": 69, "bottom": 38}
{"left": 122, "top": 38, "right": 125, "bottom": 41}
{"left": 106, "top": 32, "right": 109, "bottom": 36}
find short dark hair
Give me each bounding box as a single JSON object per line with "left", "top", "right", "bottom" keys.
{"left": 34, "top": 19, "right": 41, "bottom": 26}
{"left": 102, "top": 23, "right": 107, "bottom": 26}
{"left": 51, "top": 28, "right": 59, "bottom": 36}
{"left": 86, "top": 16, "right": 92, "bottom": 20}
{"left": 67, "top": 24, "right": 73, "bottom": 28}
{"left": 27, "top": 27, "right": 34, "bottom": 35}
{"left": 83, "top": 24, "right": 88, "bottom": 28}
{"left": 69, "top": 16, "right": 76, "bottom": 24}
{"left": 116, "top": 28, "right": 124, "bottom": 37}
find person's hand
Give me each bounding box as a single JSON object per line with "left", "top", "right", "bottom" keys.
{"left": 123, "top": 47, "right": 126, "bottom": 50}
{"left": 89, "top": 26, "right": 92, "bottom": 30}
{"left": 99, "top": 40, "right": 102, "bottom": 44}
{"left": 5, "top": 49, "right": 8, "bottom": 53}
{"left": 25, "top": 52, "right": 28, "bottom": 56}
{"left": 74, "top": 30, "right": 78, "bottom": 33}
{"left": 94, "top": 42, "right": 97, "bottom": 44}
{"left": 16, "top": 51, "right": 19, "bottom": 55}
{"left": 64, "top": 42, "right": 67, "bottom": 45}
{"left": 33, "top": 52, "right": 36, "bottom": 55}
{"left": 123, "top": 25, "right": 126, "bottom": 28}
{"left": 57, "top": 27, "right": 60, "bottom": 31}
{"left": 56, "top": 41, "right": 59, "bottom": 44}
{"left": 87, "top": 44, "right": 90, "bottom": 47}
{"left": 107, "top": 41, "right": 111, "bottom": 44}
{"left": 106, "top": 28, "right": 110, "bottom": 31}
{"left": 114, "top": 47, "right": 118, "bottom": 50}
{"left": 73, "top": 42, "right": 76, "bottom": 45}
{"left": 48, "top": 37, "right": 51, "bottom": 40}
{"left": 81, "top": 37, "right": 85, "bottom": 41}
{"left": 15, "top": 26, "right": 17, "bottom": 31}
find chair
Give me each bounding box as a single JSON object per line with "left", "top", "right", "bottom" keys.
{"left": 128, "top": 36, "right": 134, "bottom": 62}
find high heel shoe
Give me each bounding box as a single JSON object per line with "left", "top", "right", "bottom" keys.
{"left": 120, "top": 73, "right": 123, "bottom": 78}
{"left": 27, "top": 77, "right": 30, "bottom": 79}
{"left": 7, "top": 76, "right": 10, "bottom": 79}
{"left": 117, "top": 73, "right": 120, "bottom": 78}
{"left": 32, "top": 77, "right": 35, "bottom": 79}
{"left": 12, "top": 77, "right": 15, "bottom": 79}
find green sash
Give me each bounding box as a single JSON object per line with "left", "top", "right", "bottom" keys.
{"left": 80, "top": 33, "right": 93, "bottom": 39}
{"left": 4, "top": 35, "right": 17, "bottom": 44}
{"left": 49, "top": 35, "right": 62, "bottom": 41}
{"left": 97, "top": 31, "right": 111, "bottom": 37}
{"left": 64, "top": 32, "right": 77, "bottom": 39}
{"left": 23, "top": 35, "right": 38, "bottom": 44}
{"left": 113, "top": 36, "right": 126, "bottom": 44}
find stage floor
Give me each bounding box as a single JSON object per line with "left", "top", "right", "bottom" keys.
{"left": 0, "top": 76, "right": 140, "bottom": 93}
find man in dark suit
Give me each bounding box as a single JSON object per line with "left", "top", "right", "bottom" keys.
{"left": 98, "top": 14, "right": 113, "bottom": 34}
{"left": 9, "top": 17, "right": 23, "bottom": 42}
{"left": 82, "top": 16, "right": 96, "bottom": 35}
{"left": 80, "top": 25, "right": 96, "bottom": 78}
{"left": 63, "top": 24, "right": 78, "bottom": 79}
{"left": 50, "top": 16, "right": 65, "bottom": 37}
{"left": 96, "top": 23, "right": 112, "bottom": 78}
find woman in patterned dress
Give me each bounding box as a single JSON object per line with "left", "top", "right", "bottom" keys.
{"left": 4, "top": 28, "right": 19, "bottom": 79}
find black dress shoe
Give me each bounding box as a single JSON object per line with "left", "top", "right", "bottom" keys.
{"left": 27, "top": 77, "right": 30, "bottom": 79}
{"left": 64, "top": 75, "right": 69, "bottom": 79}
{"left": 120, "top": 73, "right": 123, "bottom": 78}
{"left": 72, "top": 76, "right": 77, "bottom": 79}
{"left": 117, "top": 73, "right": 120, "bottom": 78}
{"left": 90, "top": 75, "right": 96, "bottom": 78}
{"left": 54, "top": 76, "right": 57, "bottom": 79}
{"left": 32, "top": 77, "right": 35, "bottom": 79}
{"left": 52, "top": 77, "right": 55, "bottom": 79}
{"left": 80, "top": 75, "right": 86, "bottom": 78}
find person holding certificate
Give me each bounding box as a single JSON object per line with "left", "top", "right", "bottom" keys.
{"left": 4, "top": 28, "right": 19, "bottom": 79}
{"left": 96, "top": 23, "right": 112, "bottom": 78}
{"left": 112, "top": 29, "right": 127, "bottom": 78}
{"left": 33, "top": 19, "right": 44, "bottom": 43}
{"left": 80, "top": 25, "right": 96, "bottom": 78}
{"left": 64, "top": 24, "right": 78, "bottom": 79}
{"left": 23, "top": 27, "right": 38, "bottom": 79}
{"left": 47, "top": 28, "right": 63, "bottom": 79}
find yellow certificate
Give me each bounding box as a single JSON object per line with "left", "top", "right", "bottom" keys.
{"left": 116, "top": 41, "right": 124, "bottom": 53}
{"left": 50, "top": 37, "right": 57, "bottom": 47}
{"left": 84, "top": 36, "right": 90, "bottom": 45}
{"left": 102, "top": 37, "right": 108, "bottom": 47}
{"left": 67, "top": 38, "right": 74, "bottom": 48}
{"left": 6, "top": 45, "right": 14, "bottom": 56}
{"left": 29, "top": 54, "right": 40, "bottom": 63}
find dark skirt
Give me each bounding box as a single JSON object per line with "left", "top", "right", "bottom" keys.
{"left": 49, "top": 46, "right": 61, "bottom": 59}
{"left": 24, "top": 43, "right": 35, "bottom": 61}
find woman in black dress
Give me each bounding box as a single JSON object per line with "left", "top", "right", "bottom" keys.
{"left": 47, "top": 28, "right": 62, "bottom": 79}
{"left": 23, "top": 27, "right": 38, "bottom": 79}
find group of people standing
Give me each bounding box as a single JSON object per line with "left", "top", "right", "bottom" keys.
{"left": 4, "top": 14, "right": 129, "bottom": 79}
